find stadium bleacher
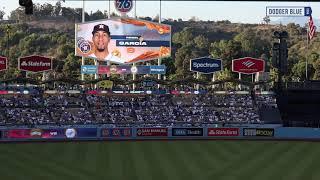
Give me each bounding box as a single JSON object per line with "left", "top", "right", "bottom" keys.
{"left": 0, "top": 89, "right": 277, "bottom": 127}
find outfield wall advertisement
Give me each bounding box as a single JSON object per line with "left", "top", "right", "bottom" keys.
{"left": 243, "top": 128, "right": 274, "bottom": 137}
{"left": 101, "top": 128, "right": 132, "bottom": 137}
{"left": 3, "top": 128, "right": 98, "bottom": 139}
{"left": 75, "top": 17, "right": 171, "bottom": 64}
{"left": 5, "top": 127, "right": 320, "bottom": 141}
{"left": 207, "top": 128, "right": 239, "bottom": 136}
{"left": 136, "top": 128, "right": 168, "bottom": 137}
{"left": 172, "top": 128, "right": 203, "bottom": 136}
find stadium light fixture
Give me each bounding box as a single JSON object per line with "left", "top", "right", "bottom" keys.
{"left": 19, "top": 0, "right": 33, "bottom": 15}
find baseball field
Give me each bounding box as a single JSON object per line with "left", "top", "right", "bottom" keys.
{"left": 0, "top": 140, "right": 319, "bottom": 180}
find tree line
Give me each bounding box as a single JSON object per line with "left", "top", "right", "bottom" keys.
{"left": 0, "top": 2, "right": 319, "bottom": 85}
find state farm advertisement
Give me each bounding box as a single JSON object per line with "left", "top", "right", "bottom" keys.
{"left": 136, "top": 128, "right": 168, "bottom": 137}
{"left": 0, "top": 56, "right": 7, "bottom": 71}
{"left": 207, "top": 128, "right": 239, "bottom": 136}
{"left": 19, "top": 55, "right": 52, "bottom": 72}
{"left": 232, "top": 57, "right": 265, "bottom": 74}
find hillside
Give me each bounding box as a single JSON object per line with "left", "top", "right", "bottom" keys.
{"left": 0, "top": 3, "right": 319, "bottom": 82}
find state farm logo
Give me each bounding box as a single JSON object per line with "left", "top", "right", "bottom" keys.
{"left": 242, "top": 61, "right": 255, "bottom": 68}
{"left": 21, "top": 61, "right": 28, "bottom": 66}
{"left": 19, "top": 55, "right": 52, "bottom": 72}
{"left": 208, "top": 128, "right": 239, "bottom": 136}
{"left": 20, "top": 61, "right": 51, "bottom": 67}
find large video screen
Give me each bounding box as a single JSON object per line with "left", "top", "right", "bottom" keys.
{"left": 75, "top": 17, "right": 171, "bottom": 64}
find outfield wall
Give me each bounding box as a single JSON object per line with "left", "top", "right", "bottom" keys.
{"left": 1, "top": 127, "right": 320, "bottom": 141}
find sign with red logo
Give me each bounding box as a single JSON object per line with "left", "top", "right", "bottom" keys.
{"left": 0, "top": 56, "right": 7, "bottom": 71}
{"left": 18, "top": 55, "right": 52, "bottom": 72}
{"left": 232, "top": 57, "right": 265, "bottom": 74}
{"left": 207, "top": 128, "right": 239, "bottom": 136}
{"left": 136, "top": 128, "right": 168, "bottom": 137}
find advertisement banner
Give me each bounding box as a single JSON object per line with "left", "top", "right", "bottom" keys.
{"left": 135, "top": 66, "right": 151, "bottom": 74}
{"left": 0, "top": 130, "right": 2, "bottom": 139}
{"left": 207, "top": 128, "right": 239, "bottom": 136}
{"left": 4, "top": 128, "right": 97, "bottom": 139}
{"left": 190, "top": 57, "right": 222, "bottom": 74}
{"left": 136, "top": 128, "right": 168, "bottom": 137}
{"left": 41, "top": 129, "right": 65, "bottom": 138}
{"left": 97, "top": 80, "right": 113, "bottom": 89}
{"left": 0, "top": 90, "right": 8, "bottom": 95}
{"left": 243, "top": 128, "right": 274, "bottom": 137}
{"left": 143, "top": 80, "right": 156, "bottom": 87}
{"left": 115, "top": 0, "right": 134, "bottom": 14}
{"left": 232, "top": 57, "right": 265, "bottom": 74}
{"left": 149, "top": 65, "right": 166, "bottom": 74}
{"left": 65, "top": 128, "right": 98, "bottom": 139}
{"left": 86, "top": 90, "right": 100, "bottom": 95}
{"left": 0, "top": 56, "right": 7, "bottom": 71}
{"left": 75, "top": 17, "right": 171, "bottom": 64}
{"left": 18, "top": 55, "right": 52, "bottom": 72}
{"left": 101, "top": 128, "right": 132, "bottom": 137}
{"left": 4, "top": 129, "right": 32, "bottom": 139}
{"left": 266, "top": 6, "right": 312, "bottom": 17}
{"left": 172, "top": 128, "right": 204, "bottom": 136}
{"left": 81, "top": 65, "right": 97, "bottom": 74}
{"left": 98, "top": 65, "right": 166, "bottom": 75}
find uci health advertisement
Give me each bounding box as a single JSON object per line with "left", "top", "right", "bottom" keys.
{"left": 75, "top": 17, "right": 171, "bottom": 64}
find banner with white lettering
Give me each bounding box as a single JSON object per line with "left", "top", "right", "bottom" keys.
{"left": 266, "top": 6, "right": 312, "bottom": 17}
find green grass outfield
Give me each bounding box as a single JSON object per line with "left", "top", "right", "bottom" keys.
{"left": 0, "top": 140, "right": 320, "bottom": 180}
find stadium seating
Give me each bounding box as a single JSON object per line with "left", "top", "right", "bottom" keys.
{"left": 0, "top": 91, "right": 275, "bottom": 126}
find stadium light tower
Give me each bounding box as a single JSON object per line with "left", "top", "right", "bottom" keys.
{"left": 19, "top": 0, "right": 33, "bottom": 15}
{"left": 273, "top": 30, "right": 288, "bottom": 90}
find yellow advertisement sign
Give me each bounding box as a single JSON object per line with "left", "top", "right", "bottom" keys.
{"left": 97, "top": 80, "right": 113, "bottom": 89}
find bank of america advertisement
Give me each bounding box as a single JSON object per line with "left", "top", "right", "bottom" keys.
{"left": 75, "top": 17, "right": 171, "bottom": 64}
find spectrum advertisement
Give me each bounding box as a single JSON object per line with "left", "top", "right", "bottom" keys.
{"left": 75, "top": 17, "right": 171, "bottom": 64}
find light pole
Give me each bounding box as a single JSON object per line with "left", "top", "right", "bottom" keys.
{"left": 273, "top": 30, "right": 288, "bottom": 91}
{"left": 6, "top": 25, "right": 11, "bottom": 63}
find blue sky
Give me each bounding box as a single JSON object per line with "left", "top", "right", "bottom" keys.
{"left": 2, "top": 1, "right": 320, "bottom": 24}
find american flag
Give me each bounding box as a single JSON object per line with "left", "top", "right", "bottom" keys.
{"left": 308, "top": 15, "right": 316, "bottom": 40}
